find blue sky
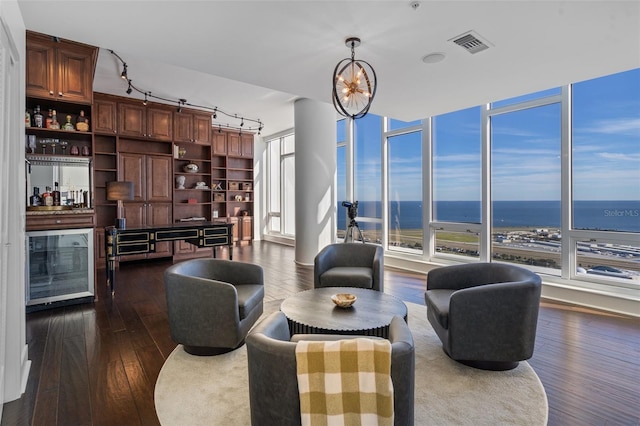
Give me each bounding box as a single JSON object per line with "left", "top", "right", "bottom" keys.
{"left": 345, "top": 67, "right": 639, "bottom": 202}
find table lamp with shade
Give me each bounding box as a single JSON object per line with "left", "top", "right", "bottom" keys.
{"left": 106, "top": 181, "right": 134, "bottom": 228}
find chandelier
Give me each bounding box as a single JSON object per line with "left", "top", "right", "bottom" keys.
{"left": 332, "top": 37, "right": 377, "bottom": 119}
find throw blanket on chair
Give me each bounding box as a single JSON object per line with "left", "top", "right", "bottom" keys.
{"left": 295, "top": 338, "right": 394, "bottom": 426}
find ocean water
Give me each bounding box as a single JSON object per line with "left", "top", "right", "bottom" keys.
{"left": 338, "top": 200, "right": 640, "bottom": 233}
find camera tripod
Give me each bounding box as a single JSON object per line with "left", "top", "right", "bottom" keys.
{"left": 344, "top": 218, "right": 365, "bottom": 243}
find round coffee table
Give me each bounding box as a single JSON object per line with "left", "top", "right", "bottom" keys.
{"left": 280, "top": 287, "right": 408, "bottom": 338}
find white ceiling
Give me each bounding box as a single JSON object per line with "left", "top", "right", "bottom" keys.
{"left": 17, "top": 1, "right": 640, "bottom": 137}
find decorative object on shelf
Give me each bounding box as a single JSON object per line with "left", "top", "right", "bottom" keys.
{"left": 214, "top": 193, "right": 224, "bottom": 202}
{"left": 27, "top": 135, "right": 36, "bottom": 153}
{"left": 187, "top": 198, "right": 197, "bottom": 204}
{"left": 234, "top": 194, "right": 243, "bottom": 201}
{"left": 63, "top": 115, "right": 75, "bottom": 131}
{"left": 106, "top": 181, "right": 135, "bottom": 229}
{"left": 183, "top": 163, "right": 199, "bottom": 173}
{"left": 109, "top": 50, "right": 264, "bottom": 135}
{"left": 229, "top": 182, "right": 240, "bottom": 190}
{"left": 76, "top": 110, "right": 89, "bottom": 132}
{"left": 245, "top": 193, "right": 250, "bottom": 201}
{"left": 242, "top": 210, "right": 249, "bottom": 216}
{"left": 331, "top": 293, "right": 357, "bottom": 308}
{"left": 176, "top": 175, "right": 186, "bottom": 189}
{"left": 195, "top": 181, "right": 208, "bottom": 190}
{"left": 332, "top": 37, "right": 377, "bottom": 120}
{"left": 213, "top": 210, "right": 219, "bottom": 218}
{"left": 59, "top": 140, "right": 68, "bottom": 155}
{"left": 70, "top": 145, "right": 79, "bottom": 156}
{"left": 81, "top": 145, "right": 90, "bottom": 156}
{"left": 242, "top": 183, "right": 252, "bottom": 191}
{"left": 213, "top": 182, "right": 223, "bottom": 190}
{"left": 178, "top": 147, "right": 187, "bottom": 158}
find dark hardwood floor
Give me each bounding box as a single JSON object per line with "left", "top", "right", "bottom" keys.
{"left": 3, "top": 241, "right": 639, "bottom": 425}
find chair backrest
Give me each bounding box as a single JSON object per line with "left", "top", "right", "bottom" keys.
{"left": 246, "top": 311, "right": 414, "bottom": 426}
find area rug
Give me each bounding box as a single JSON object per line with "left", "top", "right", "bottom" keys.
{"left": 155, "top": 300, "right": 548, "bottom": 425}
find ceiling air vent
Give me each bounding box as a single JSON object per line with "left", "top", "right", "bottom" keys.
{"left": 450, "top": 31, "right": 491, "bottom": 54}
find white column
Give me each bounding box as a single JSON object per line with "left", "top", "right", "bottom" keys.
{"left": 294, "top": 98, "right": 337, "bottom": 265}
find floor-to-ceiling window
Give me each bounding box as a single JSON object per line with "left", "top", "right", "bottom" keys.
{"left": 387, "top": 119, "right": 423, "bottom": 253}
{"left": 352, "top": 114, "right": 382, "bottom": 242}
{"left": 490, "top": 100, "right": 562, "bottom": 273}
{"left": 431, "top": 107, "right": 482, "bottom": 260}
{"left": 266, "top": 131, "right": 295, "bottom": 238}
{"left": 334, "top": 67, "right": 639, "bottom": 294}
{"left": 336, "top": 119, "right": 347, "bottom": 240}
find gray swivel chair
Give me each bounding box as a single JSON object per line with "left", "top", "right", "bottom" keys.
{"left": 425, "top": 262, "right": 541, "bottom": 370}
{"left": 314, "top": 243, "right": 384, "bottom": 291}
{"left": 164, "top": 258, "right": 264, "bottom": 355}
{"left": 246, "top": 311, "right": 414, "bottom": 426}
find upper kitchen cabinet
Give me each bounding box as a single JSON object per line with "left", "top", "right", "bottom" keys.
{"left": 174, "top": 109, "right": 211, "bottom": 145}
{"left": 26, "top": 31, "right": 98, "bottom": 105}
{"left": 118, "top": 101, "right": 173, "bottom": 141}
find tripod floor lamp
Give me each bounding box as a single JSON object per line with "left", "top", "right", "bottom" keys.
{"left": 106, "top": 181, "right": 134, "bottom": 228}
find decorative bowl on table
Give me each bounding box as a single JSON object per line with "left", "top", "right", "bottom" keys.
{"left": 331, "top": 293, "right": 357, "bottom": 308}
{"left": 183, "top": 163, "right": 199, "bottom": 173}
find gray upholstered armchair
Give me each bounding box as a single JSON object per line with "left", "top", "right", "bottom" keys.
{"left": 314, "top": 243, "right": 384, "bottom": 291}
{"left": 164, "top": 258, "right": 264, "bottom": 356}
{"left": 246, "top": 311, "right": 414, "bottom": 426}
{"left": 425, "top": 262, "right": 542, "bottom": 370}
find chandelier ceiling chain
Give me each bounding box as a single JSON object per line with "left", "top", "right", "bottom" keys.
{"left": 332, "top": 37, "right": 377, "bottom": 120}
{"left": 108, "top": 50, "right": 263, "bottom": 134}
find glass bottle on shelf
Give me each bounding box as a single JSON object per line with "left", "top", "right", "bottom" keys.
{"left": 33, "top": 105, "right": 43, "bottom": 128}
{"left": 42, "top": 186, "right": 53, "bottom": 206}
{"left": 52, "top": 182, "right": 61, "bottom": 206}
{"left": 63, "top": 115, "right": 75, "bottom": 131}
{"left": 30, "top": 187, "right": 41, "bottom": 206}
{"left": 75, "top": 110, "right": 89, "bottom": 132}
{"left": 50, "top": 110, "right": 60, "bottom": 130}
{"left": 45, "top": 109, "right": 53, "bottom": 129}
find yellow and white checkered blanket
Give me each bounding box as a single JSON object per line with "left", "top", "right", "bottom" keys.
{"left": 295, "top": 338, "right": 394, "bottom": 426}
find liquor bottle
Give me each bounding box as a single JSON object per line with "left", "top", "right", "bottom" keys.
{"left": 50, "top": 110, "right": 60, "bottom": 130}
{"left": 76, "top": 110, "right": 89, "bottom": 132}
{"left": 30, "top": 187, "right": 41, "bottom": 206}
{"left": 33, "top": 105, "right": 43, "bottom": 128}
{"left": 63, "top": 115, "right": 75, "bottom": 131}
{"left": 25, "top": 109, "right": 31, "bottom": 127}
{"left": 42, "top": 186, "right": 53, "bottom": 206}
{"left": 52, "top": 182, "right": 61, "bottom": 206}
{"left": 45, "top": 109, "right": 53, "bottom": 129}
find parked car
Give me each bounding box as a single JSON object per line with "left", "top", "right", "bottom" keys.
{"left": 586, "top": 265, "right": 632, "bottom": 279}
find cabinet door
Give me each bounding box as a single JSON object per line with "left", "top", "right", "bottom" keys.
{"left": 212, "top": 131, "right": 227, "bottom": 155}
{"left": 173, "top": 113, "right": 193, "bottom": 143}
{"left": 119, "top": 202, "right": 147, "bottom": 262}
{"left": 241, "top": 216, "right": 253, "bottom": 241}
{"left": 147, "top": 108, "right": 173, "bottom": 141}
{"left": 147, "top": 203, "right": 173, "bottom": 258}
{"left": 241, "top": 133, "right": 254, "bottom": 158}
{"left": 94, "top": 98, "right": 117, "bottom": 134}
{"left": 119, "top": 152, "right": 146, "bottom": 201}
{"left": 193, "top": 114, "right": 211, "bottom": 145}
{"left": 146, "top": 155, "right": 172, "bottom": 202}
{"left": 56, "top": 46, "right": 94, "bottom": 103}
{"left": 227, "top": 133, "right": 241, "bottom": 157}
{"left": 26, "top": 38, "right": 55, "bottom": 99}
{"left": 119, "top": 103, "right": 146, "bottom": 138}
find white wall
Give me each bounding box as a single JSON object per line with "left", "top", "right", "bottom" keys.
{"left": 0, "top": 0, "right": 29, "bottom": 412}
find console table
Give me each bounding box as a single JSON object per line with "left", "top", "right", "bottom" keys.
{"left": 280, "top": 287, "right": 408, "bottom": 338}
{"left": 105, "top": 222, "right": 233, "bottom": 294}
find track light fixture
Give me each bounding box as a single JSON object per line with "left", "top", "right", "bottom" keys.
{"left": 332, "top": 37, "right": 377, "bottom": 119}
{"left": 109, "top": 49, "right": 264, "bottom": 134}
